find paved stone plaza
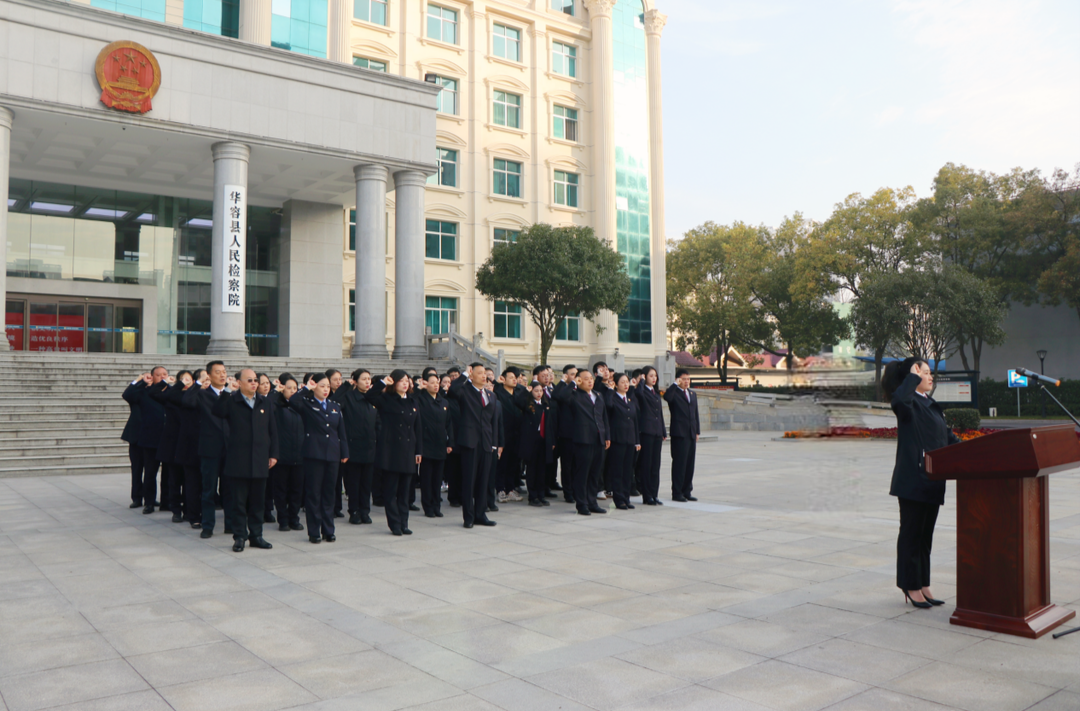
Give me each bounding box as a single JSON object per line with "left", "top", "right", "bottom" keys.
{"left": 0, "top": 433, "right": 1078, "bottom": 711}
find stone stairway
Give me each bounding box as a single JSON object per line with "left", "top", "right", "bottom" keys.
{"left": 0, "top": 352, "right": 444, "bottom": 478}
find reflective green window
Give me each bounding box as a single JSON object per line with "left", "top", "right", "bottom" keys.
{"left": 353, "top": 56, "right": 388, "bottom": 71}
{"left": 493, "top": 160, "right": 522, "bottom": 198}
{"left": 353, "top": 0, "right": 387, "bottom": 25}
{"left": 425, "top": 220, "right": 457, "bottom": 260}
{"left": 556, "top": 311, "right": 580, "bottom": 341}
{"left": 91, "top": 0, "right": 166, "bottom": 22}
{"left": 552, "top": 0, "right": 574, "bottom": 17}
{"left": 427, "top": 4, "right": 457, "bottom": 44}
{"left": 494, "top": 301, "right": 521, "bottom": 339}
{"left": 427, "top": 148, "right": 459, "bottom": 188}
{"left": 553, "top": 105, "right": 578, "bottom": 141}
{"left": 348, "top": 209, "right": 356, "bottom": 250}
{"left": 270, "top": 0, "right": 328, "bottom": 58}
{"left": 183, "top": 0, "right": 240, "bottom": 37}
{"left": 493, "top": 24, "right": 521, "bottom": 62}
{"left": 554, "top": 171, "right": 579, "bottom": 208}
{"left": 348, "top": 289, "right": 355, "bottom": 331}
{"left": 552, "top": 41, "right": 577, "bottom": 77}
{"left": 425, "top": 296, "right": 457, "bottom": 334}
{"left": 493, "top": 228, "right": 519, "bottom": 245}
{"left": 493, "top": 91, "right": 522, "bottom": 129}
{"left": 435, "top": 76, "right": 459, "bottom": 114}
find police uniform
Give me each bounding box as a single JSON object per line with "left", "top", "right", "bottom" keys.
{"left": 288, "top": 390, "right": 349, "bottom": 541}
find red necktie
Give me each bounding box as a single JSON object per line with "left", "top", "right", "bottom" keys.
{"left": 539, "top": 411, "right": 545, "bottom": 438}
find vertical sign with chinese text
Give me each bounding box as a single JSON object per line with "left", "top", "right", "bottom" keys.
{"left": 222, "top": 185, "right": 246, "bottom": 313}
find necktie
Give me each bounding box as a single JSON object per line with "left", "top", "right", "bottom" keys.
{"left": 321, "top": 400, "right": 327, "bottom": 411}
{"left": 685, "top": 389, "right": 690, "bottom": 403}
{"left": 539, "top": 411, "right": 545, "bottom": 438}
{"left": 481, "top": 390, "right": 488, "bottom": 407}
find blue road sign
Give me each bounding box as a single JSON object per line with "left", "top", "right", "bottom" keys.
{"left": 1008, "top": 370, "right": 1029, "bottom": 388}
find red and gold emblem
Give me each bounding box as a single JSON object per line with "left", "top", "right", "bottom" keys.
{"left": 94, "top": 40, "right": 161, "bottom": 114}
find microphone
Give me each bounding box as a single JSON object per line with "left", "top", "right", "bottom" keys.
{"left": 1015, "top": 367, "right": 1061, "bottom": 387}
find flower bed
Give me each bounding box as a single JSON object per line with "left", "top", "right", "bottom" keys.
{"left": 783, "top": 427, "right": 1000, "bottom": 441}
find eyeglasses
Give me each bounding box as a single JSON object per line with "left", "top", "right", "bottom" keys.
{"left": 242, "top": 378, "right": 257, "bottom": 382}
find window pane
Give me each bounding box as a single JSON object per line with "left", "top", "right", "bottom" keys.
{"left": 426, "top": 231, "right": 439, "bottom": 258}
{"left": 507, "top": 173, "right": 520, "bottom": 198}
{"left": 372, "top": 0, "right": 386, "bottom": 24}
{"left": 442, "top": 233, "right": 455, "bottom": 261}
{"left": 427, "top": 13, "right": 440, "bottom": 40}
{"left": 353, "top": 0, "right": 368, "bottom": 21}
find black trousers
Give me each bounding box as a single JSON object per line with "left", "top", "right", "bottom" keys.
{"left": 572, "top": 443, "right": 603, "bottom": 514}
{"left": 607, "top": 443, "right": 636, "bottom": 507}
{"left": 523, "top": 445, "right": 547, "bottom": 502}
{"left": 383, "top": 469, "right": 412, "bottom": 532}
{"left": 140, "top": 447, "right": 161, "bottom": 508}
{"left": 166, "top": 462, "right": 184, "bottom": 515}
{"left": 670, "top": 436, "right": 696, "bottom": 498}
{"left": 271, "top": 462, "right": 305, "bottom": 526}
{"left": 371, "top": 468, "right": 385, "bottom": 507}
{"left": 459, "top": 446, "right": 492, "bottom": 525}
{"left": 199, "top": 456, "right": 226, "bottom": 533}
{"left": 559, "top": 437, "right": 576, "bottom": 502}
{"left": 182, "top": 463, "right": 202, "bottom": 523}
{"left": 159, "top": 463, "right": 171, "bottom": 510}
{"left": 897, "top": 498, "right": 940, "bottom": 591}
{"left": 334, "top": 463, "right": 345, "bottom": 515}
{"left": 496, "top": 451, "right": 520, "bottom": 494}
{"left": 227, "top": 477, "right": 266, "bottom": 541}
{"left": 303, "top": 459, "right": 337, "bottom": 538}
{"left": 445, "top": 451, "right": 462, "bottom": 505}
{"left": 419, "top": 459, "right": 445, "bottom": 516}
{"left": 128, "top": 444, "right": 144, "bottom": 505}
{"left": 343, "top": 461, "right": 373, "bottom": 517}
{"left": 636, "top": 435, "right": 663, "bottom": 502}
{"left": 546, "top": 451, "right": 559, "bottom": 490}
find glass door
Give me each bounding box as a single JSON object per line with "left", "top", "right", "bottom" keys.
{"left": 58, "top": 303, "right": 86, "bottom": 353}
{"left": 115, "top": 305, "right": 141, "bottom": 353}
{"left": 7, "top": 294, "right": 141, "bottom": 352}
{"left": 27, "top": 302, "right": 59, "bottom": 351}
{"left": 5, "top": 299, "right": 25, "bottom": 351}
{"left": 87, "top": 303, "right": 114, "bottom": 353}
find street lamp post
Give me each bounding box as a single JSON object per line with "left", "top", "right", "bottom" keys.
{"left": 1037, "top": 350, "right": 1048, "bottom": 419}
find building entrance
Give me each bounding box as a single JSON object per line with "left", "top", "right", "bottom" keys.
{"left": 5, "top": 294, "right": 142, "bottom": 353}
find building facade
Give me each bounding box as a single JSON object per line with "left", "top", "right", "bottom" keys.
{"left": 2, "top": 0, "right": 669, "bottom": 371}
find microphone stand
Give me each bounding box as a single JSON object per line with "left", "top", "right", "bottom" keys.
{"left": 1043, "top": 385, "right": 1080, "bottom": 639}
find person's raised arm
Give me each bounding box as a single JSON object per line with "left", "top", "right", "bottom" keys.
{"left": 211, "top": 389, "right": 232, "bottom": 419}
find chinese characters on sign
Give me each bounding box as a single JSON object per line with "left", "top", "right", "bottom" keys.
{"left": 222, "top": 185, "right": 246, "bottom": 314}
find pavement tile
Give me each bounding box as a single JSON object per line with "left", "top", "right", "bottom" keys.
{"left": 616, "top": 637, "right": 766, "bottom": 682}
{"left": 156, "top": 668, "right": 317, "bottom": 711}
{"left": 432, "top": 622, "right": 565, "bottom": 665}
{"left": 471, "top": 678, "right": 594, "bottom": 711}
{"left": 526, "top": 657, "right": 688, "bottom": 711}
{"left": 101, "top": 618, "right": 228, "bottom": 657}
{"left": 779, "top": 637, "right": 931, "bottom": 685}
{"left": 885, "top": 661, "right": 1059, "bottom": 711}
{"left": 703, "top": 659, "right": 868, "bottom": 711}
{"left": 696, "top": 618, "right": 831, "bottom": 658}
{"left": 822, "top": 687, "right": 957, "bottom": 710}
{"left": 611, "top": 684, "right": 774, "bottom": 711}
{"left": 126, "top": 640, "right": 268, "bottom": 687}
{"left": 0, "top": 659, "right": 149, "bottom": 711}
{"left": 0, "top": 634, "right": 119, "bottom": 678}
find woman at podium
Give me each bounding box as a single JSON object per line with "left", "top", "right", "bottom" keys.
{"left": 884, "top": 357, "right": 959, "bottom": 609}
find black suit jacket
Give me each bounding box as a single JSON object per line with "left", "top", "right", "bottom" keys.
{"left": 182, "top": 385, "right": 230, "bottom": 459}
{"left": 518, "top": 396, "right": 556, "bottom": 461}
{"left": 890, "top": 373, "right": 959, "bottom": 505}
{"left": 288, "top": 391, "right": 350, "bottom": 463}
{"left": 416, "top": 391, "right": 455, "bottom": 461}
{"left": 446, "top": 376, "right": 497, "bottom": 451}
{"left": 635, "top": 382, "right": 667, "bottom": 438}
{"left": 213, "top": 391, "right": 278, "bottom": 479}
{"left": 149, "top": 382, "right": 184, "bottom": 464}
{"left": 605, "top": 391, "right": 641, "bottom": 446}
{"left": 124, "top": 380, "right": 167, "bottom": 450}
{"left": 553, "top": 385, "right": 609, "bottom": 446}
{"left": 368, "top": 383, "right": 423, "bottom": 473}
{"left": 170, "top": 386, "right": 201, "bottom": 468}
{"left": 271, "top": 391, "right": 305, "bottom": 465}
{"left": 664, "top": 385, "right": 701, "bottom": 439}
{"left": 120, "top": 382, "right": 142, "bottom": 444}
{"left": 495, "top": 386, "right": 525, "bottom": 454}
{"left": 334, "top": 387, "right": 379, "bottom": 465}
{"left": 553, "top": 380, "right": 576, "bottom": 440}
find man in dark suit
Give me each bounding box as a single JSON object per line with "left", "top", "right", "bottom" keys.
{"left": 554, "top": 364, "right": 578, "bottom": 503}
{"left": 213, "top": 369, "right": 278, "bottom": 552}
{"left": 494, "top": 368, "right": 524, "bottom": 503}
{"left": 183, "top": 360, "right": 231, "bottom": 539}
{"left": 446, "top": 363, "right": 499, "bottom": 528}
{"left": 664, "top": 368, "right": 701, "bottom": 502}
{"left": 122, "top": 367, "right": 169, "bottom": 514}
{"left": 553, "top": 369, "right": 610, "bottom": 516}
{"left": 121, "top": 376, "right": 144, "bottom": 509}
{"left": 417, "top": 372, "right": 454, "bottom": 518}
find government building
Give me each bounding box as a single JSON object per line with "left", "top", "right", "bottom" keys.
{"left": 1, "top": 0, "right": 670, "bottom": 373}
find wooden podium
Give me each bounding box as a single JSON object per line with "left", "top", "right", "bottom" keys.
{"left": 926, "top": 424, "right": 1080, "bottom": 638}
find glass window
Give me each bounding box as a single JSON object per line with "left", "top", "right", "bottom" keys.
{"left": 352, "top": 56, "right": 388, "bottom": 71}
{"left": 425, "top": 296, "right": 457, "bottom": 334}
{"left": 552, "top": 0, "right": 574, "bottom": 17}
{"left": 493, "top": 159, "right": 522, "bottom": 198}
{"left": 183, "top": 0, "right": 240, "bottom": 37}
{"left": 553, "top": 105, "right": 578, "bottom": 141}
{"left": 353, "top": 0, "right": 387, "bottom": 25}
{"left": 556, "top": 311, "right": 580, "bottom": 341}
{"left": 554, "top": 171, "right": 579, "bottom": 208}
{"left": 270, "top": 0, "right": 328, "bottom": 58}
{"left": 427, "top": 4, "right": 458, "bottom": 44}
{"left": 425, "top": 220, "right": 457, "bottom": 260}
{"left": 434, "top": 76, "right": 459, "bottom": 115}
{"left": 348, "top": 208, "right": 356, "bottom": 250}
{"left": 91, "top": 0, "right": 167, "bottom": 22}
{"left": 427, "top": 148, "right": 459, "bottom": 188}
{"left": 552, "top": 41, "right": 577, "bottom": 77}
{"left": 348, "top": 288, "right": 355, "bottom": 332}
{"left": 493, "top": 24, "right": 521, "bottom": 62}
{"left": 494, "top": 301, "right": 521, "bottom": 339}
{"left": 493, "top": 228, "right": 520, "bottom": 245}
{"left": 493, "top": 91, "right": 522, "bottom": 129}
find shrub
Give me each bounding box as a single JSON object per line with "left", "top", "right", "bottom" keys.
{"left": 944, "top": 408, "right": 981, "bottom": 431}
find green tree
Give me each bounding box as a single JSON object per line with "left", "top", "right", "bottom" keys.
{"left": 847, "top": 273, "right": 909, "bottom": 399}
{"left": 1038, "top": 236, "right": 1080, "bottom": 322}
{"left": 667, "top": 222, "right": 766, "bottom": 383}
{"left": 474, "top": 223, "right": 631, "bottom": 366}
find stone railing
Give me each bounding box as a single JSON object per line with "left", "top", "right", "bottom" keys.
{"left": 426, "top": 326, "right": 505, "bottom": 373}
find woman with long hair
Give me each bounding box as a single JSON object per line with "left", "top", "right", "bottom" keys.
{"left": 883, "top": 356, "right": 960, "bottom": 608}
{"left": 605, "top": 373, "right": 641, "bottom": 510}
{"left": 337, "top": 368, "right": 379, "bottom": 525}
{"left": 369, "top": 370, "right": 423, "bottom": 536}
{"left": 635, "top": 366, "right": 666, "bottom": 505}
{"left": 270, "top": 374, "right": 306, "bottom": 532}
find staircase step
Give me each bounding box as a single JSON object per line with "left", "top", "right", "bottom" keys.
{"left": 0, "top": 429, "right": 124, "bottom": 442}
{"left": 0, "top": 463, "right": 131, "bottom": 478}
{"left": 0, "top": 442, "right": 129, "bottom": 457}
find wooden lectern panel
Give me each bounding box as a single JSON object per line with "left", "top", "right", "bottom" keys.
{"left": 925, "top": 424, "right": 1079, "bottom": 638}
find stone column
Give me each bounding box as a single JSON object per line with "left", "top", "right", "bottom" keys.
{"left": 206, "top": 142, "right": 251, "bottom": 357}
{"left": 351, "top": 165, "right": 389, "bottom": 358}
{"left": 328, "top": 0, "right": 352, "bottom": 63}
{"left": 0, "top": 107, "right": 11, "bottom": 352}
{"left": 391, "top": 170, "right": 427, "bottom": 360}
{"left": 645, "top": 9, "right": 668, "bottom": 356}
{"left": 584, "top": 0, "right": 619, "bottom": 351}
{"left": 239, "top": 0, "right": 272, "bottom": 46}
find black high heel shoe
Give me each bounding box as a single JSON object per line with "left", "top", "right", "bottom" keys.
{"left": 924, "top": 595, "right": 945, "bottom": 606}
{"left": 904, "top": 591, "right": 932, "bottom": 609}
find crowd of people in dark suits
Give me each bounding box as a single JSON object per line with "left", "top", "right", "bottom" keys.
{"left": 122, "top": 360, "right": 701, "bottom": 552}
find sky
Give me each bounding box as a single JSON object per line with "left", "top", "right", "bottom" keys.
{"left": 657, "top": 0, "right": 1080, "bottom": 238}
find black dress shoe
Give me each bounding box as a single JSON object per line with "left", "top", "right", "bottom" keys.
{"left": 191, "top": 521, "right": 202, "bottom": 528}
{"left": 925, "top": 596, "right": 946, "bottom": 606}
{"left": 685, "top": 495, "right": 698, "bottom": 502}
{"left": 409, "top": 504, "right": 420, "bottom": 512}
{"left": 290, "top": 522, "right": 305, "bottom": 531}
{"left": 476, "top": 519, "right": 497, "bottom": 526}
{"left": 655, "top": 499, "right": 664, "bottom": 505}
{"left": 324, "top": 534, "right": 336, "bottom": 542}
{"left": 264, "top": 513, "right": 276, "bottom": 524}
{"left": 626, "top": 503, "right": 635, "bottom": 509}
{"left": 551, "top": 483, "right": 563, "bottom": 491}
{"left": 540, "top": 499, "right": 551, "bottom": 506}
{"left": 463, "top": 522, "right": 474, "bottom": 528}
{"left": 544, "top": 489, "right": 555, "bottom": 498}
{"left": 249, "top": 537, "right": 272, "bottom": 549}
{"left": 401, "top": 528, "right": 413, "bottom": 535}
{"left": 449, "top": 501, "right": 462, "bottom": 507}
{"left": 391, "top": 528, "right": 403, "bottom": 536}
{"left": 279, "top": 523, "right": 290, "bottom": 532}
{"left": 142, "top": 505, "right": 154, "bottom": 514}
{"left": 672, "top": 495, "right": 688, "bottom": 502}
{"left": 577, "top": 509, "right": 591, "bottom": 516}
{"left": 360, "top": 515, "right": 372, "bottom": 524}
{"left": 588, "top": 506, "right": 607, "bottom": 514}
{"left": 349, "top": 513, "right": 362, "bottom": 525}
{"left": 232, "top": 538, "right": 245, "bottom": 552}
{"left": 334, "top": 511, "right": 345, "bottom": 518}
{"left": 488, "top": 503, "right": 499, "bottom": 512}
{"left": 615, "top": 504, "right": 629, "bottom": 510}
{"left": 564, "top": 497, "right": 575, "bottom": 504}
{"left": 434, "top": 511, "right": 444, "bottom": 517}
{"left": 172, "top": 513, "right": 183, "bottom": 523}
{"left": 425, "top": 512, "right": 436, "bottom": 518}
{"left": 642, "top": 499, "right": 655, "bottom": 506}
{"left": 129, "top": 502, "right": 142, "bottom": 509}
{"left": 529, "top": 500, "right": 544, "bottom": 507}
{"left": 200, "top": 529, "right": 213, "bottom": 539}
{"left": 630, "top": 488, "right": 640, "bottom": 497}
{"left": 309, "top": 536, "right": 321, "bottom": 544}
